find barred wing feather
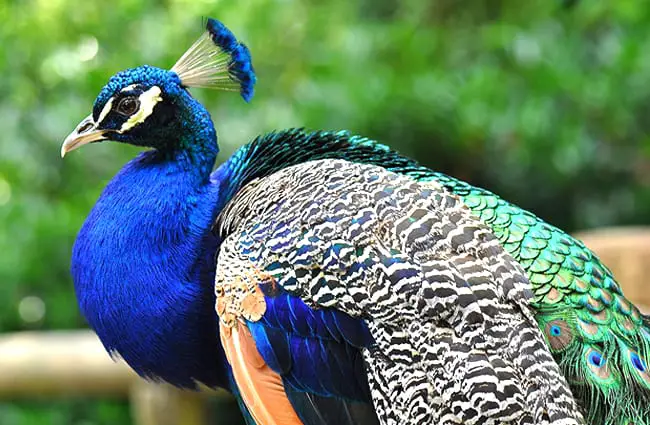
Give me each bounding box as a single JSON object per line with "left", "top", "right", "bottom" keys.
{"left": 215, "top": 159, "right": 584, "bottom": 425}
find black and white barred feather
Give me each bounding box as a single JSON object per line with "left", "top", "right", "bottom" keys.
{"left": 216, "top": 159, "right": 584, "bottom": 425}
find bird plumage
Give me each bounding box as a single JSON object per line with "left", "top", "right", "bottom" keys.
{"left": 237, "top": 129, "right": 650, "bottom": 424}
{"left": 62, "top": 18, "right": 650, "bottom": 425}
{"left": 215, "top": 158, "right": 583, "bottom": 424}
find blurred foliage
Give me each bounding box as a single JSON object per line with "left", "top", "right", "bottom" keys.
{"left": 1, "top": 400, "right": 129, "bottom": 425}
{"left": 1, "top": 0, "right": 650, "bottom": 423}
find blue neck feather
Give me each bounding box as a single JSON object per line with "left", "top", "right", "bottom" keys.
{"left": 72, "top": 96, "right": 233, "bottom": 389}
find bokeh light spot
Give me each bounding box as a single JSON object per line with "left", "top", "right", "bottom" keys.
{"left": 0, "top": 176, "right": 11, "bottom": 206}
{"left": 78, "top": 36, "right": 99, "bottom": 62}
{"left": 18, "top": 296, "right": 46, "bottom": 324}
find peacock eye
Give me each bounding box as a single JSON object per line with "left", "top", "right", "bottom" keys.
{"left": 116, "top": 96, "right": 140, "bottom": 116}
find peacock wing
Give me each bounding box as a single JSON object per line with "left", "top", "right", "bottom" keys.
{"left": 215, "top": 158, "right": 584, "bottom": 424}
{"left": 228, "top": 129, "right": 650, "bottom": 424}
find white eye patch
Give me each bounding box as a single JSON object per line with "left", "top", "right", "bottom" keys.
{"left": 117, "top": 85, "right": 163, "bottom": 132}
{"left": 96, "top": 98, "right": 114, "bottom": 126}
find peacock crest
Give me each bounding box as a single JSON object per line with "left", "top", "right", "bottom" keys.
{"left": 171, "top": 18, "right": 256, "bottom": 101}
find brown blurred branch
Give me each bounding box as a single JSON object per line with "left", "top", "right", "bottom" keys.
{"left": 0, "top": 330, "right": 226, "bottom": 425}
{"left": 0, "top": 330, "right": 135, "bottom": 397}
{"left": 574, "top": 226, "right": 650, "bottom": 313}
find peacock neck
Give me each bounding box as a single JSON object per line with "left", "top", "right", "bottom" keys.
{"left": 71, "top": 134, "right": 231, "bottom": 389}
{"left": 163, "top": 96, "right": 219, "bottom": 179}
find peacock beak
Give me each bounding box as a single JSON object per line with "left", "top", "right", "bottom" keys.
{"left": 61, "top": 114, "right": 108, "bottom": 158}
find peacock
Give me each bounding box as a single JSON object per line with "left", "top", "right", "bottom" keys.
{"left": 60, "top": 18, "right": 649, "bottom": 425}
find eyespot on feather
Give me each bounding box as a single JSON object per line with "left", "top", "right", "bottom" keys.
{"left": 544, "top": 319, "right": 574, "bottom": 352}
{"left": 622, "top": 347, "right": 650, "bottom": 388}
{"left": 583, "top": 346, "right": 613, "bottom": 382}
{"left": 630, "top": 351, "right": 646, "bottom": 372}
{"left": 588, "top": 350, "right": 603, "bottom": 368}
{"left": 550, "top": 325, "right": 561, "bottom": 336}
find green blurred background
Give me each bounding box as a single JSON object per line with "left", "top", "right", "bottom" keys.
{"left": 1, "top": 0, "right": 649, "bottom": 423}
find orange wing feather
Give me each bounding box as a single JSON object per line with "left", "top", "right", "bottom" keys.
{"left": 220, "top": 322, "right": 303, "bottom": 425}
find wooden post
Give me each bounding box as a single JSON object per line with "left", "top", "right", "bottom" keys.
{"left": 574, "top": 226, "right": 650, "bottom": 311}
{"left": 0, "top": 330, "right": 135, "bottom": 397}
{"left": 0, "top": 330, "right": 227, "bottom": 425}
{"left": 129, "top": 380, "right": 209, "bottom": 425}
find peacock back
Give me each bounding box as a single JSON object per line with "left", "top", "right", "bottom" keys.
{"left": 244, "top": 129, "right": 649, "bottom": 424}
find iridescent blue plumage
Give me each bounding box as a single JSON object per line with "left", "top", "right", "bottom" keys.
{"left": 206, "top": 18, "right": 239, "bottom": 51}
{"left": 72, "top": 148, "right": 225, "bottom": 388}
{"left": 93, "top": 66, "right": 182, "bottom": 119}
{"left": 67, "top": 18, "right": 256, "bottom": 393}
{"left": 248, "top": 289, "right": 373, "bottom": 400}
{"left": 246, "top": 290, "right": 379, "bottom": 425}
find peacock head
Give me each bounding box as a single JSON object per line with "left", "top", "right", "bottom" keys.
{"left": 61, "top": 19, "right": 255, "bottom": 157}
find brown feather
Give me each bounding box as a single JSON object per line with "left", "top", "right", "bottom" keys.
{"left": 220, "top": 322, "right": 303, "bottom": 425}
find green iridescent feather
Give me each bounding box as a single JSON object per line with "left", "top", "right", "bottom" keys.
{"left": 243, "top": 129, "right": 649, "bottom": 425}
